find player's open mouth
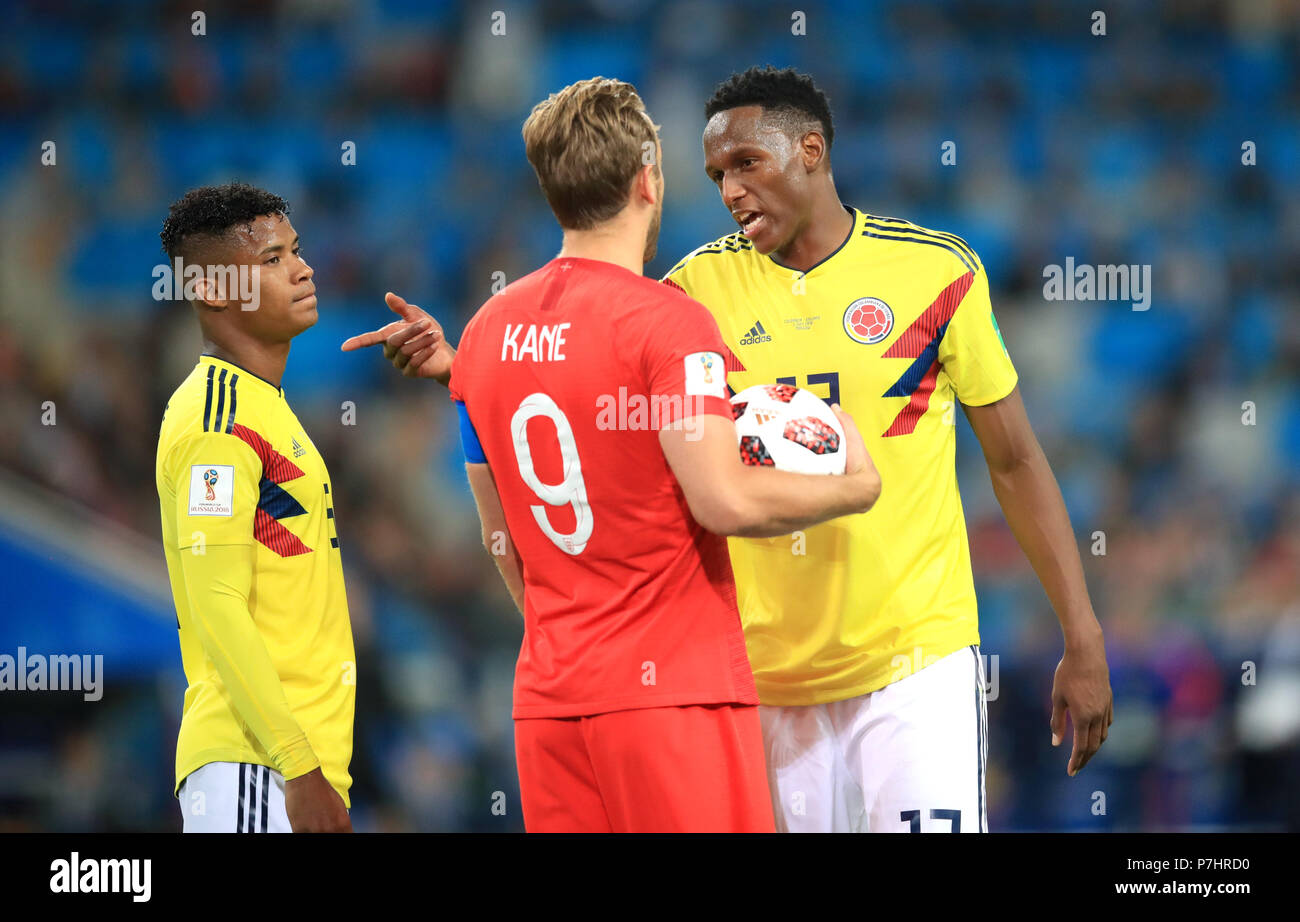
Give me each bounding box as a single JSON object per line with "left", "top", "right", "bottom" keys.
{"left": 735, "top": 211, "right": 766, "bottom": 237}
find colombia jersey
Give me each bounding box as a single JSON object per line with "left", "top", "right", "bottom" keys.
{"left": 156, "top": 355, "right": 355, "bottom": 804}
{"left": 664, "top": 206, "right": 1017, "bottom": 706}
{"left": 449, "top": 256, "right": 758, "bottom": 719}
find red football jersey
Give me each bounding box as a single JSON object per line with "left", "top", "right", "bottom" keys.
{"left": 449, "top": 256, "right": 758, "bottom": 718}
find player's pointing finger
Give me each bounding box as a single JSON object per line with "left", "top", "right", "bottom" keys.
{"left": 341, "top": 319, "right": 404, "bottom": 351}
{"left": 340, "top": 331, "right": 380, "bottom": 351}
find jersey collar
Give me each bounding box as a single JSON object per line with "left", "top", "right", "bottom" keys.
{"left": 762, "top": 204, "right": 861, "bottom": 278}
{"left": 198, "top": 354, "right": 284, "bottom": 399}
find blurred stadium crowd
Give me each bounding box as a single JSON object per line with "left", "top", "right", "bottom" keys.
{"left": 0, "top": 0, "right": 1297, "bottom": 831}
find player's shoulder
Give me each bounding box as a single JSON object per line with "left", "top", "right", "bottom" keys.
{"left": 856, "top": 211, "right": 984, "bottom": 275}
{"left": 158, "top": 361, "right": 264, "bottom": 458}
{"left": 159, "top": 363, "right": 213, "bottom": 442}
{"left": 663, "top": 229, "right": 759, "bottom": 281}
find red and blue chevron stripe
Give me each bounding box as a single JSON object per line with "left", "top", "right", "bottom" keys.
{"left": 880, "top": 271, "right": 974, "bottom": 437}
{"left": 231, "top": 424, "right": 313, "bottom": 557}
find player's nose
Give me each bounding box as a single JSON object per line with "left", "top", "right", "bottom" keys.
{"left": 720, "top": 173, "right": 745, "bottom": 205}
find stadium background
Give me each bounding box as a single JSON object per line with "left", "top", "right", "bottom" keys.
{"left": 1, "top": 0, "right": 1297, "bottom": 831}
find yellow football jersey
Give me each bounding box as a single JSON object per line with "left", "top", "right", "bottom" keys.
{"left": 664, "top": 206, "right": 1017, "bottom": 706}
{"left": 156, "top": 355, "right": 355, "bottom": 804}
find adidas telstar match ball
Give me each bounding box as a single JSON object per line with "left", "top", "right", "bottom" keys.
{"left": 730, "top": 383, "right": 847, "bottom": 475}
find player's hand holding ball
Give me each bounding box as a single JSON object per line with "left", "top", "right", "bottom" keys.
{"left": 730, "top": 384, "right": 880, "bottom": 511}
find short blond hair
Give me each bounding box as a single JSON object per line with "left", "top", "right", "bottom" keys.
{"left": 522, "top": 77, "right": 660, "bottom": 230}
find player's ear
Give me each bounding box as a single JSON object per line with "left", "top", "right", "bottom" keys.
{"left": 800, "top": 130, "right": 827, "bottom": 172}
{"left": 637, "top": 161, "right": 659, "bottom": 206}
{"left": 191, "top": 276, "right": 219, "bottom": 309}
{"left": 191, "top": 275, "right": 230, "bottom": 311}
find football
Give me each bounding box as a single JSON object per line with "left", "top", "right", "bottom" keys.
{"left": 730, "top": 383, "right": 847, "bottom": 475}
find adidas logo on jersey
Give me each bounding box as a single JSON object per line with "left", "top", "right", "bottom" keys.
{"left": 291, "top": 437, "right": 306, "bottom": 458}
{"left": 738, "top": 321, "right": 772, "bottom": 345}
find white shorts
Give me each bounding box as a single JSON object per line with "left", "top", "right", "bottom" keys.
{"left": 759, "top": 644, "right": 988, "bottom": 833}
{"left": 178, "top": 762, "right": 292, "bottom": 833}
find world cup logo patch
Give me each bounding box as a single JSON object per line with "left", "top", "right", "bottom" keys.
{"left": 843, "top": 297, "right": 894, "bottom": 345}
{"left": 203, "top": 468, "right": 219, "bottom": 501}
{"left": 700, "top": 352, "right": 714, "bottom": 384}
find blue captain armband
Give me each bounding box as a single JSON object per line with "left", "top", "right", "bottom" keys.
{"left": 454, "top": 400, "right": 487, "bottom": 464}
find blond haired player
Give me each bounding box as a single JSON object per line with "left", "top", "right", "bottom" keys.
{"left": 347, "top": 78, "right": 880, "bottom": 833}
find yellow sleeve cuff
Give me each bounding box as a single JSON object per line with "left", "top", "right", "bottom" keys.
{"left": 270, "top": 735, "right": 321, "bottom": 781}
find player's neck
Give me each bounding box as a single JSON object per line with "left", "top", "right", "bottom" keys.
{"left": 557, "top": 227, "right": 646, "bottom": 277}
{"left": 203, "top": 338, "right": 290, "bottom": 389}
{"left": 771, "top": 194, "right": 854, "bottom": 273}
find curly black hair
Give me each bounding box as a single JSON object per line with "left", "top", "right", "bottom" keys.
{"left": 160, "top": 182, "right": 290, "bottom": 259}
{"left": 705, "top": 65, "right": 834, "bottom": 148}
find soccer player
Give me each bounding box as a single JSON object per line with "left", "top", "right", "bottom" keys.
{"left": 655, "top": 66, "right": 1114, "bottom": 832}
{"left": 156, "top": 183, "right": 354, "bottom": 833}
{"left": 344, "top": 78, "right": 881, "bottom": 833}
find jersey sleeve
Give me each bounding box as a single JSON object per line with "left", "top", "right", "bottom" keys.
{"left": 163, "top": 430, "right": 262, "bottom": 549}
{"left": 448, "top": 357, "right": 466, "bottom": 404}
{"left": 177, "top": 544, "right": 321, "bottom": 780}
{"left": 162, "top": 430, "right": 319, "bottom": 780}
{"left": 638, "top": 293, "right": 733, "bottom": 425}
{"left": 938, "top": 261, "right": 1018, "bottom": 407}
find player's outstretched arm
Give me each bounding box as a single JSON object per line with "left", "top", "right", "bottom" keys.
{"left": 964, "top": 385, "right": 1113, "bottom": 777}
{"left": 659, "top": 406, "right": 881, "bottom": 538}
{"left": 466, "top": 461, "right": 525, "bottom": 617}
{"left": 340, "top": 291, "right": 456, "bottom": 385}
